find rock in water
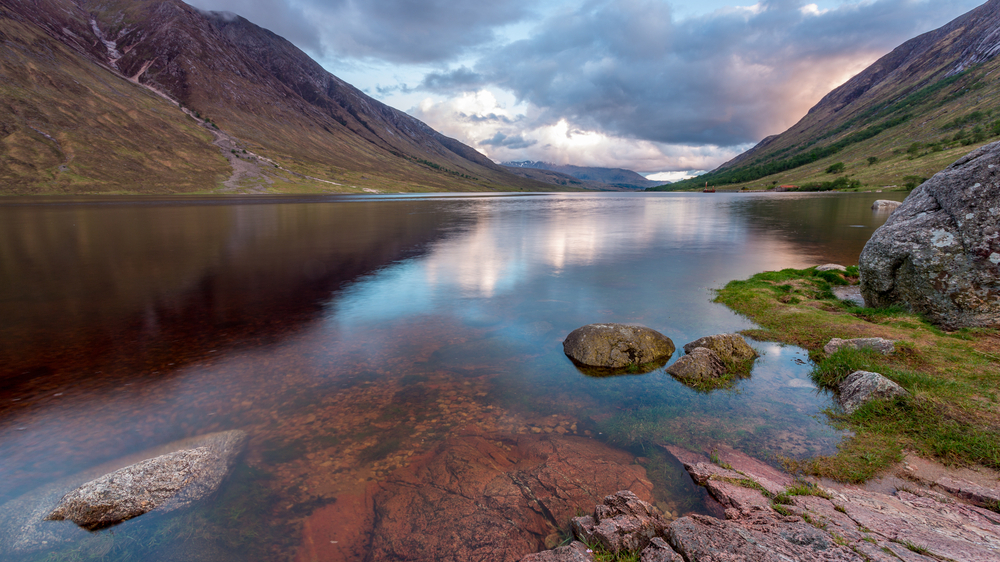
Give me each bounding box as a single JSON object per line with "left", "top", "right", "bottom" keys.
{"left": 563, "top": 324, "right": 674, "bottom": 369}
{"left": 46, "top": 430, "right": 247, "bottom": 530}
{"left": 665, "top": 348, "right": 726, "bottom": 386}
{"left": 838, "top": 370, "right": 909, "bottom": 414}
{"left": 681, "top": 334, "right": 758, "bottom": 363}
{"left": 815, "top": 264, "right": 848, "bottom": 272}
{"left": 860, "top": 141, "right": 1000, "bottom": 329}
{"left": 871, "top": 200, "right": 902, "bottom": 212}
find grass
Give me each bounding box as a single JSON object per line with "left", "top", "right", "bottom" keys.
{"left": 716, "top": 267, "right": 1000, "bottom": 482}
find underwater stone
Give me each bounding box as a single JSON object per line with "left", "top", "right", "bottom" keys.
{"left": 46, "top": 430, "right": 246, "bottom": 530}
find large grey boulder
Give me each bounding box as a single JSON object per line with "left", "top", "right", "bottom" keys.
{"left": 563, "top": 324, "right": 674, "bottom": 370}
{"left": 860, "top": 141, "right": 1000, "bottom": 329}
{"left": 46, "top": 430, "right": 246, "bottom": 530}
{"left": 838, "top": 370, "right": 909, "bottom": 414}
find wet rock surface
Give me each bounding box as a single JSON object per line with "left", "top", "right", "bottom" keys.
{"left": 664, "top": 446, "right": 1000, "bottom": 562}
{"left": 838, "top": 370, "right": 909, "bottom": 414}
{"left": 563, "top": 324, "right": 675, "bottom": 370}
{"left": 664, "top": 347, "right": 725, "bottom": 383}
{"left": 823, "top": 337, "right": 896, "bottom": 355}
{"left": 681, "top": 333, "right": 758, "bottom": 364}
{"left": 46, "top": 430, "right": 247, "bottom": 530}
{"left": 860, "top": 140, "right": 1000, "bottom": 329}
{"left": 571, "top": 491, "right": 668, "bottom": 553}
{"left": 298, "top": 431, "right": 654, "bottom": 562}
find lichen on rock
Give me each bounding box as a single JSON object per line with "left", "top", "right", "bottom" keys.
{"left": 860, "top": 140, "right": 1000, "bottom": 329}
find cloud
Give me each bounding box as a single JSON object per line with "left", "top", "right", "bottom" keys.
{"left": 189, "top": 0, "right": 324, "bottom": 53}
{"left": 190, "top": 0, "right": 535, "bottom": 64}
{"left": 450, "top": 0, "right": 984, "bottom": 148}
{"left": 481, "top": 132, "right": 538, "bottom": 149}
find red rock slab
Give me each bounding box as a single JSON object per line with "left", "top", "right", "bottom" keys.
{"left": 298, "top": 431, "right": 653, "bottom": 562}
{"left": 295, "top": 487, "right": 374, "bottom": 562}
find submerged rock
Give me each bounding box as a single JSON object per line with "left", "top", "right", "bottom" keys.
{"left": 46, "top": 430, "right": 246, "bottom": 530}
{"left": 838, "top": 370, "right": 909, "bottom": 414}
{"left": 823, "top": 337, "right": 895, "bottom": 355}
{"left": 563, "top": 323, "right": 674, "bottom": 370}
{"left": 681, "top": 333, "right": 758, "bottom": 364}
{"left": 302, "top": 431, "right": 655, "bottom": 562}
{"left": 860, "top": 141, "right": 1000, "bottom": 329}
{"left": 571, "top": 491, "right": 668, "bottom": 553}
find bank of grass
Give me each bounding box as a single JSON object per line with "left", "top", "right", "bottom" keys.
{"left": 715, "top": 267, "right": 1000, "bottom": 483}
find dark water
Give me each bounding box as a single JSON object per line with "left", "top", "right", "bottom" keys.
{"left": 0, "top": 191, "right": 906, "bottom": 561}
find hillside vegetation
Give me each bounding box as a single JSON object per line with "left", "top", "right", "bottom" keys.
{"left": 652, "top": 0, "right": 1000, "bottom": 192}
{"left": 0, "top": 0, "right": 560, "bottom": 194}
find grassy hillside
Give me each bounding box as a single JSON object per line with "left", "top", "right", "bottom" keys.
{"left": 653, "top": 0, "right": 1000, "bottom": 193}
{"left": 0, "top": 0, "right": 564, "bottom": 194}
{"left": 0, "top": 10, "right": 230, "bottom": 193}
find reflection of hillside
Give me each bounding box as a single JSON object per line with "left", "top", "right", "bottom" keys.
{"left": 726, "top": 193, "right": 905, "bottom": 265}
{"left": 0, "top": 198, "right": 459, "bottom": 394}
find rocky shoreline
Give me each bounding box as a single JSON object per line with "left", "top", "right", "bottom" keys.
{"left": 523, "top": 445, "right": 1000, "bottom": 561}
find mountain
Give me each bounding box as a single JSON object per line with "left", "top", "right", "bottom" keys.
{"left": 654, "top": 0, "right": 1000, "bottom": 191}
{"left": 503, "top": 161, "right": 661, "bottom": 190}
{"left": 0, "top": 0, "right": 558, "bottom": 194}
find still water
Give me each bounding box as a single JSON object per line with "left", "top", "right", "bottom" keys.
{"left": 0, "top": 192, "right": 905, "bottom": 561}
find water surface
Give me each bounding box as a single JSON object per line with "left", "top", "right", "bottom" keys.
{"left": 0, "top": 191, "right": 906, "bottom": 560}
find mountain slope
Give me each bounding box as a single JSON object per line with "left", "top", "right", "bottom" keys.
{"left": 655, "top": 0, "right": 1000, "bottom": 191}
{"left": 504, "top": 161, "right": 660, "bottom": 189}
{"left": 0, "top": 0, "right": 557, "bottom": 193}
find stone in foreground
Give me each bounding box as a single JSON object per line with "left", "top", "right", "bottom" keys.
{"left": 838, "top": 370, "right": 909, "bottom": 414}
{"left": 571, "top": 491, "right": 668, "bottom": 553}
{"left": 563, "top": 324, "right": 674, "bottom": 370}
{"left": 681, "top": 333, "right": 758, "bottom": 363}
{"left": 823, "top": 337, "right": 895, "bottom": 355}
{"left": 46, "top": 430, "right": 246, "bottom": 530}
{"left": 664, "top": 347, "right": 725, "bottom": 384}
{"left": 520, "top": 541, "right": 595, "bottom": 562}
{"left": 871, "top": 200, "right": 902, "bottom": 212}
{"left": 815, "top": 263, "right": 848, "bottom": 272}
{"left": 639, "top": 537, "right": 683, "bottom": 562}
{"left": 860, "top": 141, "right": 1000, "bottom": 329}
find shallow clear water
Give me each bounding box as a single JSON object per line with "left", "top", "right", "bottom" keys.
{"left": 0, "top": 191, "right": 905, "bottom": 561}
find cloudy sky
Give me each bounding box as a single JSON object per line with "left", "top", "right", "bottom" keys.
{"left": 188, "top": 0, "right": 985, "bottom": 180}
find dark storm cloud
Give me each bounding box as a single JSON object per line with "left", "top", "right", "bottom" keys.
{"left": 189, "top": 0, "right": 534, "bottom": 63}
{"left": 480, "top": 132, "right": 537, "bottom": 148}
{"left": 457, "top": 0, "right": 984, "bottom": 146}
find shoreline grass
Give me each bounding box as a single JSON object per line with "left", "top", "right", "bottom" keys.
{"left": 715, "top": 267, "right": 1000, "bottom": 482}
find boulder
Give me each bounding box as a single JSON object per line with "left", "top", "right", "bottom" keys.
{"left": 563, "top": 324, "right": 674, "bottom": 370}
{"left": 46, "top": 430, "right": 247, "bottom": 530}
{"left": 816, "top": 264, "right": 848, "bottom": 272}
{"left": 681, "top": 334, "right": 758, "bottom": 363}
{"left": 823, "top": 337, "right": 895, "bottom": 355}
{"left": 639, "top": 537, "right": 684, "bottom": 562}
{"left": 520, "top": 541, "right": 595, "bottom": 562}
{"left": 860, "top": 141, "right": 1000, "bottom": 329}
{"left": 571, "top": 491, "right": 668, "bottom": 553}
{"left": 665, "top": 348, "right": 725, "bottom": 384}
{"left": 838, "top": 370, "right": 909, "bottom": 414}
{"left": 871, "top": 200, "right": 902, "bottom": 212}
